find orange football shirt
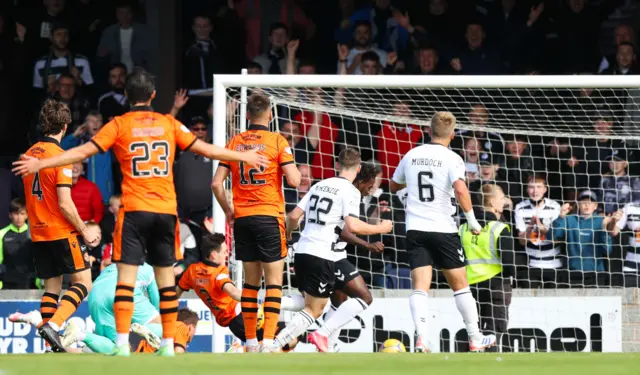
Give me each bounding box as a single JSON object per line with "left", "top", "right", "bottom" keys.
{"left": 178, "top": 261, "right": 238, "bottom": 327}
{"left": 22, "top": 138, "right": 77, "bottom": 242}
{"left": 134, "top": 321, "right": 191, "bottom": 353}
{"left": 219, "top": 124, "right": 294, "bottom": 219}
{"left": 90, "top": 107, "right": 197, "bottom": 215}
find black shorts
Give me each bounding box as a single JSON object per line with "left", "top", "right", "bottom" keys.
{"left": 113, "top": 211, "right": 180, "bottom": 267}
{"left": 33, "top": 236, "right": 91, "bottom": 279}
{"left": 405, "top": 230, "right": 465, "bottom": 270}
{"left": 334, "top": 258, "right": 361, "bottom": 290}
{"left": 234, "top": 215, "right": 286, "bottom": 263}
{"left": 228, "top": 313, "right": 286, "bottom": 342}
{"left": 294, "top": 253, "right": 335, "bottom": 298}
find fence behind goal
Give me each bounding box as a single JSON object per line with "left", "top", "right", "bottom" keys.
{"left": 213, "top": 74, "right": 640, "bottom": 353}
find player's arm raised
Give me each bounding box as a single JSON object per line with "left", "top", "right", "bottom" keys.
{"left": 189, "top": 139, "right": 268, "bottom": 168}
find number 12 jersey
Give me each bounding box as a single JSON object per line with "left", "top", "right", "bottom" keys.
{"left": 392, "top": 143, "right": 465, "bottom": 234}
{"left": 295, "top": 177, "right": 361, "bottom": 262}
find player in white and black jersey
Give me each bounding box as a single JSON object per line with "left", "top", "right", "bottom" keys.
{"left": 390, "top": 111, "right": 496, "bottom": 353}
{"left": 268, "top": 149, "right": 392, "bottom": 352}
{"left": 614, "top": 202, "right": 640, "bottom": 286}
{"left": 513, "top": 174, "right": 563, "bottom": 287}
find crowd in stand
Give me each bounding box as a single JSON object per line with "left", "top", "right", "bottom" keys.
{"left": 1, "top": 0, "right": 640, "bottom": 290}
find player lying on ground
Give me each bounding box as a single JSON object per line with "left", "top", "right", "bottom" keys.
{"left": 19, "top": 100, "right": 101, "bottom": 352}
{"left": 390, "top": 111, "right": 496, "bottom": 352}
{"left": 10, "top": 262, "right": 162, "bottom": 353}
{"left": 176, "top": 233, "right": 300, "bottom": 351}
{"left": 211, "top": 92, "right": 301, "bottom": 352}
{"left": 267, "top": 148, "right": 393, "bottom": 352}
{"left": 13, "top": 69, "right": 267, "bottom": 357}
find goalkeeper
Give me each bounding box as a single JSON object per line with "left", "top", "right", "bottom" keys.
{"left": 63, "top": 262, "right": 162, "bottom": 353}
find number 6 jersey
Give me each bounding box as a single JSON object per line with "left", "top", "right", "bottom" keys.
{"left": 295, "top": 177, "right": 362, "bottom": 261}
{"left": 91, "top": 107, "right": 197, "bottom": 215}
{"left": 392, "top": 143, "right": 466, "bottom": 234}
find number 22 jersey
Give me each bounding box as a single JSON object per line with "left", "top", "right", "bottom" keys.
{"left": 295, "top": 177, "right": 361, "bottom": 262}
{"left": 392, "top": 143, "right": 465, "bottom": 234}
{"left": 90, "top": 107, "right": 197, "bottom": 215}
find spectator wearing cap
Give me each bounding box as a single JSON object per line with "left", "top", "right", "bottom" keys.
{"left": 174, "top": 117, "right": 213, "bottom": 226}
{"left": 548, "top": 190, "right": 622, "bottom": 287}
{"left": 32, "top": 23, "right": 93, "bottom": 95}
{"left": 469, "top": 152, "right": 510, "bottom": 210}
{"left": 601, "top": 42, "right": 637, "bottom": 75}
{"left": 599, "top": 149, "right": 640, "bottom": 215}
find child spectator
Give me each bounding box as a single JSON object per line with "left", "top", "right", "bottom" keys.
{"left": 548, "top": 190, "right": 622, "bottom": 287}
{"left": 0, "top": 199, "right": 33, "bottom": 289}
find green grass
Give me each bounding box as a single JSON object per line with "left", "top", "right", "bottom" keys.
{"left": 1, "top": 353, "right": 638, "bottom": 375}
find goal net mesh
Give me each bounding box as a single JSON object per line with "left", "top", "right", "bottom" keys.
{"left": 220, "top": 83, "right": 637, "bottom": 352}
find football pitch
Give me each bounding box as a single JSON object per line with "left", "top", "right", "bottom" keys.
{"left": 1, "top": 353, "right": 638, "bottom": 375}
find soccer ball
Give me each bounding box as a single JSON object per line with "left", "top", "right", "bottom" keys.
{"left": 380, "top": 339, "right": 406, "bottom": 353}
{"left": 256, "top": 305, "right": 265, "bottom": 330}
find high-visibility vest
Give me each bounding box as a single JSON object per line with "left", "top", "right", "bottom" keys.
{"left": 459, "top": 221, "right": 509, "bottom": 285}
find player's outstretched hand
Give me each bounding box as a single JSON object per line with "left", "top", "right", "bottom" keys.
{"left": 12, "top": 154, "right": 42, "bottom": 176}
{"left": 82, "top": 226, "right": 101, "bottom": 247}
{"left": 378, "top": 220, "right": 393, "bottom": 234}
{"left": 367, "top": 241, "right": 385, "bottom": 253}
{"left": 243, "top": 149, "right": 268, "bottom": 169}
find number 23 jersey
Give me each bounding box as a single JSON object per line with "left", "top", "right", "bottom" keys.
{"left": 296, "top": 177, "right": 361, "bottom": 262}
{"left": 392, "top": 143, "right": 465, "bottom": 234}
{"left": 220, "top": 124, "right": 294, "bottom": 219}
{"left": 91, "top": 107, "right": 197, "bottom": 215}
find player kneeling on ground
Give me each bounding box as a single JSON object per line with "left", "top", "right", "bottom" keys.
{"left": 267, "top": 148, "right": 392, "bottom": 352}
{"left": 176, "top": 233, "right": 299, "bottom": 351}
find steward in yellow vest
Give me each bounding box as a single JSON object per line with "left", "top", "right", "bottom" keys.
{"left": 459, "top": 184, "right": 515, "bottom": 343}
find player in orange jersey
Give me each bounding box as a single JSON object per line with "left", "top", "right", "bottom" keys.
{"left": 13, "top": 68, "right": 267, "bottom": 357}
{"left": 130, "top": 308, "right": 198, "bottom": 354}
{"left": 20, "top": 99, "right": 101, "bottom": 352}
{"left": 212, "top": 92, "right": 301, "bottom": 352}
{"left": 176, "top": 232, "right": 299, "bottom": 351}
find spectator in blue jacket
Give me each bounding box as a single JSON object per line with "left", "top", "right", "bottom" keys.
{"left": 62, "top": 111, "right": 114, "bottom": 204}
{"left": 547, "top": 190, "right": 622, "bottom": 287}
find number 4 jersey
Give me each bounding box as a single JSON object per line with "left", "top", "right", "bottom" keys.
{"left": 91, "top": 107, "right": 197, "bottom": 215}
{"left": 392, "top": 143, "right": 465, "bottom": 234}
{"left": 220, "top": 124, "right": 294, "bottom": 219}
{"left": 23, "top": 137, "right": 77, "bottom": 242}
{"left": 296, "top": 177, "right": 362, "bottom": 262}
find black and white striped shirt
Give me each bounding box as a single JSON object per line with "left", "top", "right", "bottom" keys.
{"left": 32, "top": 53, "right": 93, "bottom": 88}
{"left": 616, "top": 202, "right": 640, "bottom": 273}
{"left": 514, "top": 198, "right": 562, "bottom": 269}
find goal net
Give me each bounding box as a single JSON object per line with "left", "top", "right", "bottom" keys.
{"left": 212, "top": 74, "right": 637, "bottom": 353}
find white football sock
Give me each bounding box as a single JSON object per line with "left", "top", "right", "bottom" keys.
{"left": 324, "top": 304, "right": 339, "bottom": 345}
{"left": 281, "top": 294, "right": 305, "bottom": 311}
{"left": 275, "top": 310, "right": 315, "bottom": 348}
{"left": 318, "top": 298, "right": 367, "bottom": 337}
{"left": 116, "top": 333, "right": 129, "bottom": 346}
{"left": 160, "top": 338, "right": 174, "bottom": 349}
{"left": 48, "top": 322, "right": 60, "bottom": 332}
{"left": 453, "top": 287, "right": 481, "bottom": 341}
{"left": 409, "top": 290, "right": 429, "bottom": 337}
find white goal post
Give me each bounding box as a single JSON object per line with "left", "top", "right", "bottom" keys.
{"left": 209, "top": 74, "right": 640, "bottom": 353}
